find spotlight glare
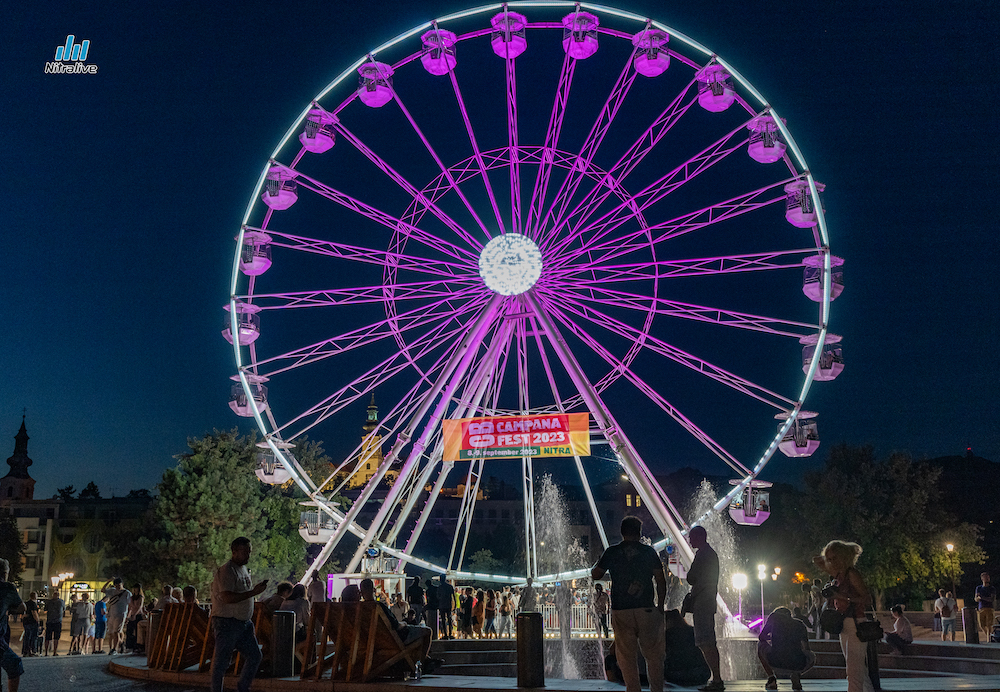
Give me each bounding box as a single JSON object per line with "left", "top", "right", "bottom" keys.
{"left": 479, "top": 233, "right": 543, "bottom": 296}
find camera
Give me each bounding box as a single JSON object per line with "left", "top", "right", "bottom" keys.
{"left": 820, "top": 582, "right": 836, "bottom": 598}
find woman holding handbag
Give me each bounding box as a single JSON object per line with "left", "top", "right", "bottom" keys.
{"left": 813, "top": 540, "right": 875, "bottom": 692}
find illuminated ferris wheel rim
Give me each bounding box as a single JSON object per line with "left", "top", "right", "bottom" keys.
{"left": 227, "top": 1, "right": 837, "bottom": 582}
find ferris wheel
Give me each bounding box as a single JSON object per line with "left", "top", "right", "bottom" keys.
{"left": 226, "top": 2, "right": 843, "bottom": 584}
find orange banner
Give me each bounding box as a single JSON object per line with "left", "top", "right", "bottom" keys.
{"left": 442, "top": 413, "right": 590, "bottom": 461}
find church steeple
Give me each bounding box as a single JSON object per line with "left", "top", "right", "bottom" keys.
{"left": 2, "top": 415, "right": 36, "bottom": 502}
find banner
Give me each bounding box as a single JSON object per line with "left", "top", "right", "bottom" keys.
{"left": 442, "top": 413, "right": 590, "bottom": 461}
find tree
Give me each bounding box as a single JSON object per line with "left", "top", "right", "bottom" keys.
{"left": 796, "top": 445, "right": 986, "bottom": 609}
{"left": 0, "top": 514, "right": 26, "bottom": 585}
{"left": 469, "top": 549, "right": 503, "bottom": 577}
{"left": 78, "top": 481, "right": 101, "bottom": 500}
{"left": 55, "top": 486, "right": 75, "bottom": 501}
{"left": 107, "top": 429, "right": 337, "bottom": 595}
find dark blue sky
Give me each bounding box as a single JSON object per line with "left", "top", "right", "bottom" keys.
{"left": 3, "top": 0, "right": 997, "bottom": 499}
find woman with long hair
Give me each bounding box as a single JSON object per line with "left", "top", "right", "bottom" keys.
{"left": 472, "top": 589, "right": 486, "bottom": 638}
{"left": 814, "top": 540, "right": 875, "bottom": 692}
{"left": 484, "top": 590, "right": 497, "bottom": 638}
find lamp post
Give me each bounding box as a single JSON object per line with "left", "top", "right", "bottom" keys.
{"left": 732, "top": 573, "right": 748, "bottom": 621}
{"left": 946, "top": 543, "right": 957, "bottom": 595}
{"left": 758, "top": 564, "right": 766, "bottom": 619}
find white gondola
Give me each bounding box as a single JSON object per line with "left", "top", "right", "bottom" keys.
{"left": 420, "top": 29, "right": 458, "bottom": 75}
{"left": 747, "top": 115, "right": 786, "bottom": 163}
{"left": 239, "top": 230, "right": 272, "bottom": 276}
{"left": 222, "top": 301, "right": 261, "bottom": 346}
{"left": 631, "top": 29, "right": 669, "bottom": 77}
{"left": 696, "top": 63, "right": 735, "bottom": 112}
{"left": 490, "top": 11, "right": 527, "bottom": 59}
{"left": 229, "top": 373, "right": 268, "bottom": 417}
{"left": 299, "top": 107, "right": 337, "bottom": 154}
{"left": 801, "top": 333, "right": 844, "bottom": 381}
{"left": 728, "top": 479, "right": 773, "bottom": 526}
{"left": 784, "top": 179, "right": 824, "bottom": 228}
{"left": 255, "top": 440, "right": 294, "bottom": 485}
{"left": 299, "top": 501, "right": 339, "bottom": 543}
{"left": 357, "top": 62, "right": 394, "bottom": 108}
{"left": 775, "top": 411, "right": 820, "bottom": 457}
{"left": 802, "top": 254, "right": 844, "bottom": 302}
{"left": 561, "top": 12, "right": 599, "bottom": 60}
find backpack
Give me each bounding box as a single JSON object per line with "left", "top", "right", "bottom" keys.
{"left": 941, "top": 600, "right": 952, "bottom": 618}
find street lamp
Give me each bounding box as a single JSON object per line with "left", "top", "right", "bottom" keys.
{"left": 946, "top": 543, "right": 957, "bottom": 595}
{"left": 732, "top": 573, "right": 748, "bottom": 621}
{"left": 758, "top": 564, "right": 767, "bottom": 619}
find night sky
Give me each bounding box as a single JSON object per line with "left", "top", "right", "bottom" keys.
{"left": 3, "top": 0, "right": 997, "bottom": 500}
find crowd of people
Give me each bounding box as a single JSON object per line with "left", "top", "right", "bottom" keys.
{"left": 2, "top": 523, "right": 991, "bottom": 692}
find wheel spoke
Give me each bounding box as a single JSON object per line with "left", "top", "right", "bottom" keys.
{"left": 524, "top": 51, "right": 576, "bottom": 240}
{"left": 549, "top": 180, "right": 790, "bottom": 272}
{"left": 253, "top": 289, "right": 488, "bottom": 375}
{"left": 541, "top": 288, "right": 795, "bottom": 409}
{"left": 447, "top": 69, "right": 507, "bottom": 235}
{"left": 241, "top": 278, "right": 479, "bottom": 310}
{"left": 253, "top": 227, "right": 475, "bottom": 280}
{"left": 332, "top": 124, "right": 486, "bottom": 252}
{"left": 538, "top": 79, "right": 698, "bottom": 255}
{"left": 558, "top": 283, "right": 819, "bottom": 338}
{"left": 285, "top": 167, "right": 480, "bottom": 265}
{"left": 548, "top": 122, "right": 751, "bottom": 266}
{"left": 539, "top": 46, "right": 639, "bottom": 243}
{"left": 539, "top": 296, "right": 752, "bottom": 476}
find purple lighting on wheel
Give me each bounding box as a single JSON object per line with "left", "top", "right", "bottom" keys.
{"left": 562, "top": 11, "right": 599, "bottom": 60}
{"left": 230, "top": 3, "right": 838, "bottom": 588}
{"left": 696, "top": 64, "right": 735, "bottom": 112}
{"left": 357, "top": 62, "right": 394, "bottom": 108}
{"left": 420, "top": 29, "right": 457, "bottom": 75}
{"left": 632, "top": 29, "right": 670, "bottom": 77}
{"left": 491, "top": 11, "right": 527, "bottom": 59}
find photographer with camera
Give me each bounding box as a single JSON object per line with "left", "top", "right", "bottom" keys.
{"left": 813, "top": 540, "right": 875, "bottom": 692}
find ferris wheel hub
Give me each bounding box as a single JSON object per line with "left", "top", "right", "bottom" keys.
{"left": 478, "top": 233, "right": 543, "bottom": 296}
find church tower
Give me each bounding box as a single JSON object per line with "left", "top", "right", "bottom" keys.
{"left": 348, "top": 394, "right": 388, "bottom": 488}
{"left": 2, "top": 416, "right": 36, "bottom": 503}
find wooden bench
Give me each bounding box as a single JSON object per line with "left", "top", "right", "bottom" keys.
{"left": 300, "top": 601, "right": 426, "bottom": 681}
{"left": 147, "top": 603, "right": 214, "bottom": 672}
{"left": 148, "top": 602, "right": 269, "bottom": 675}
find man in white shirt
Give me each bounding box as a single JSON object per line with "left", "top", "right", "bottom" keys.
{"left": 153, "top": 585, "right": 179, "bottom": 611}
{"left": 210, "top": 537, "right": 268, "bottom": 692}
{"left": 934, "top": 588, "right": 958, "bottom": 641}
{"left": 101, "top": 578, "right": 131, "bottom": 655}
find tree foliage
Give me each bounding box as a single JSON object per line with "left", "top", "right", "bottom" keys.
{"left": 78, "top": 481, "right": 101, "bottom": 499}
{"left": 107, "top": 429, "right": 337, "bottom": 596}
{"left": 55, "top": 486, "right": 75, "bottom": 501}
{"left": 797, "top": 445, "right": 985, "bottom": 608}
{"left": 0, "top": 514, "right": 26, "bottom": 585}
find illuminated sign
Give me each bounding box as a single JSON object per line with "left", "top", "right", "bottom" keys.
{"left": 442, "top": 413, "right": 590, "bottom": 461}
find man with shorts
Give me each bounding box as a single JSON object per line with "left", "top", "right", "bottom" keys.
{"left": 0, "top": 559, "right": 25, "bottom": 690}
{"left": 976, "top": 572, "right": 996, "bottom": 639}
{"left": 687, "top": 525, "right": 724, "bottom": 692}
{"left": 69, "top": 592, "right": 93, "bottom": 654}
{"left": 102, "top": 577, "right": 131, "bottom": 655}
{"left": 592, "top": 516, "right": 666, "bottom": 692}
{"left": 934, "top": 588, "right": 958, "bottom": 641}
{"left": 43, "top": 591, "right": 65, "bottom": 656}
{"left": 210, "top": 537, "right": 268, "bottom": 692}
